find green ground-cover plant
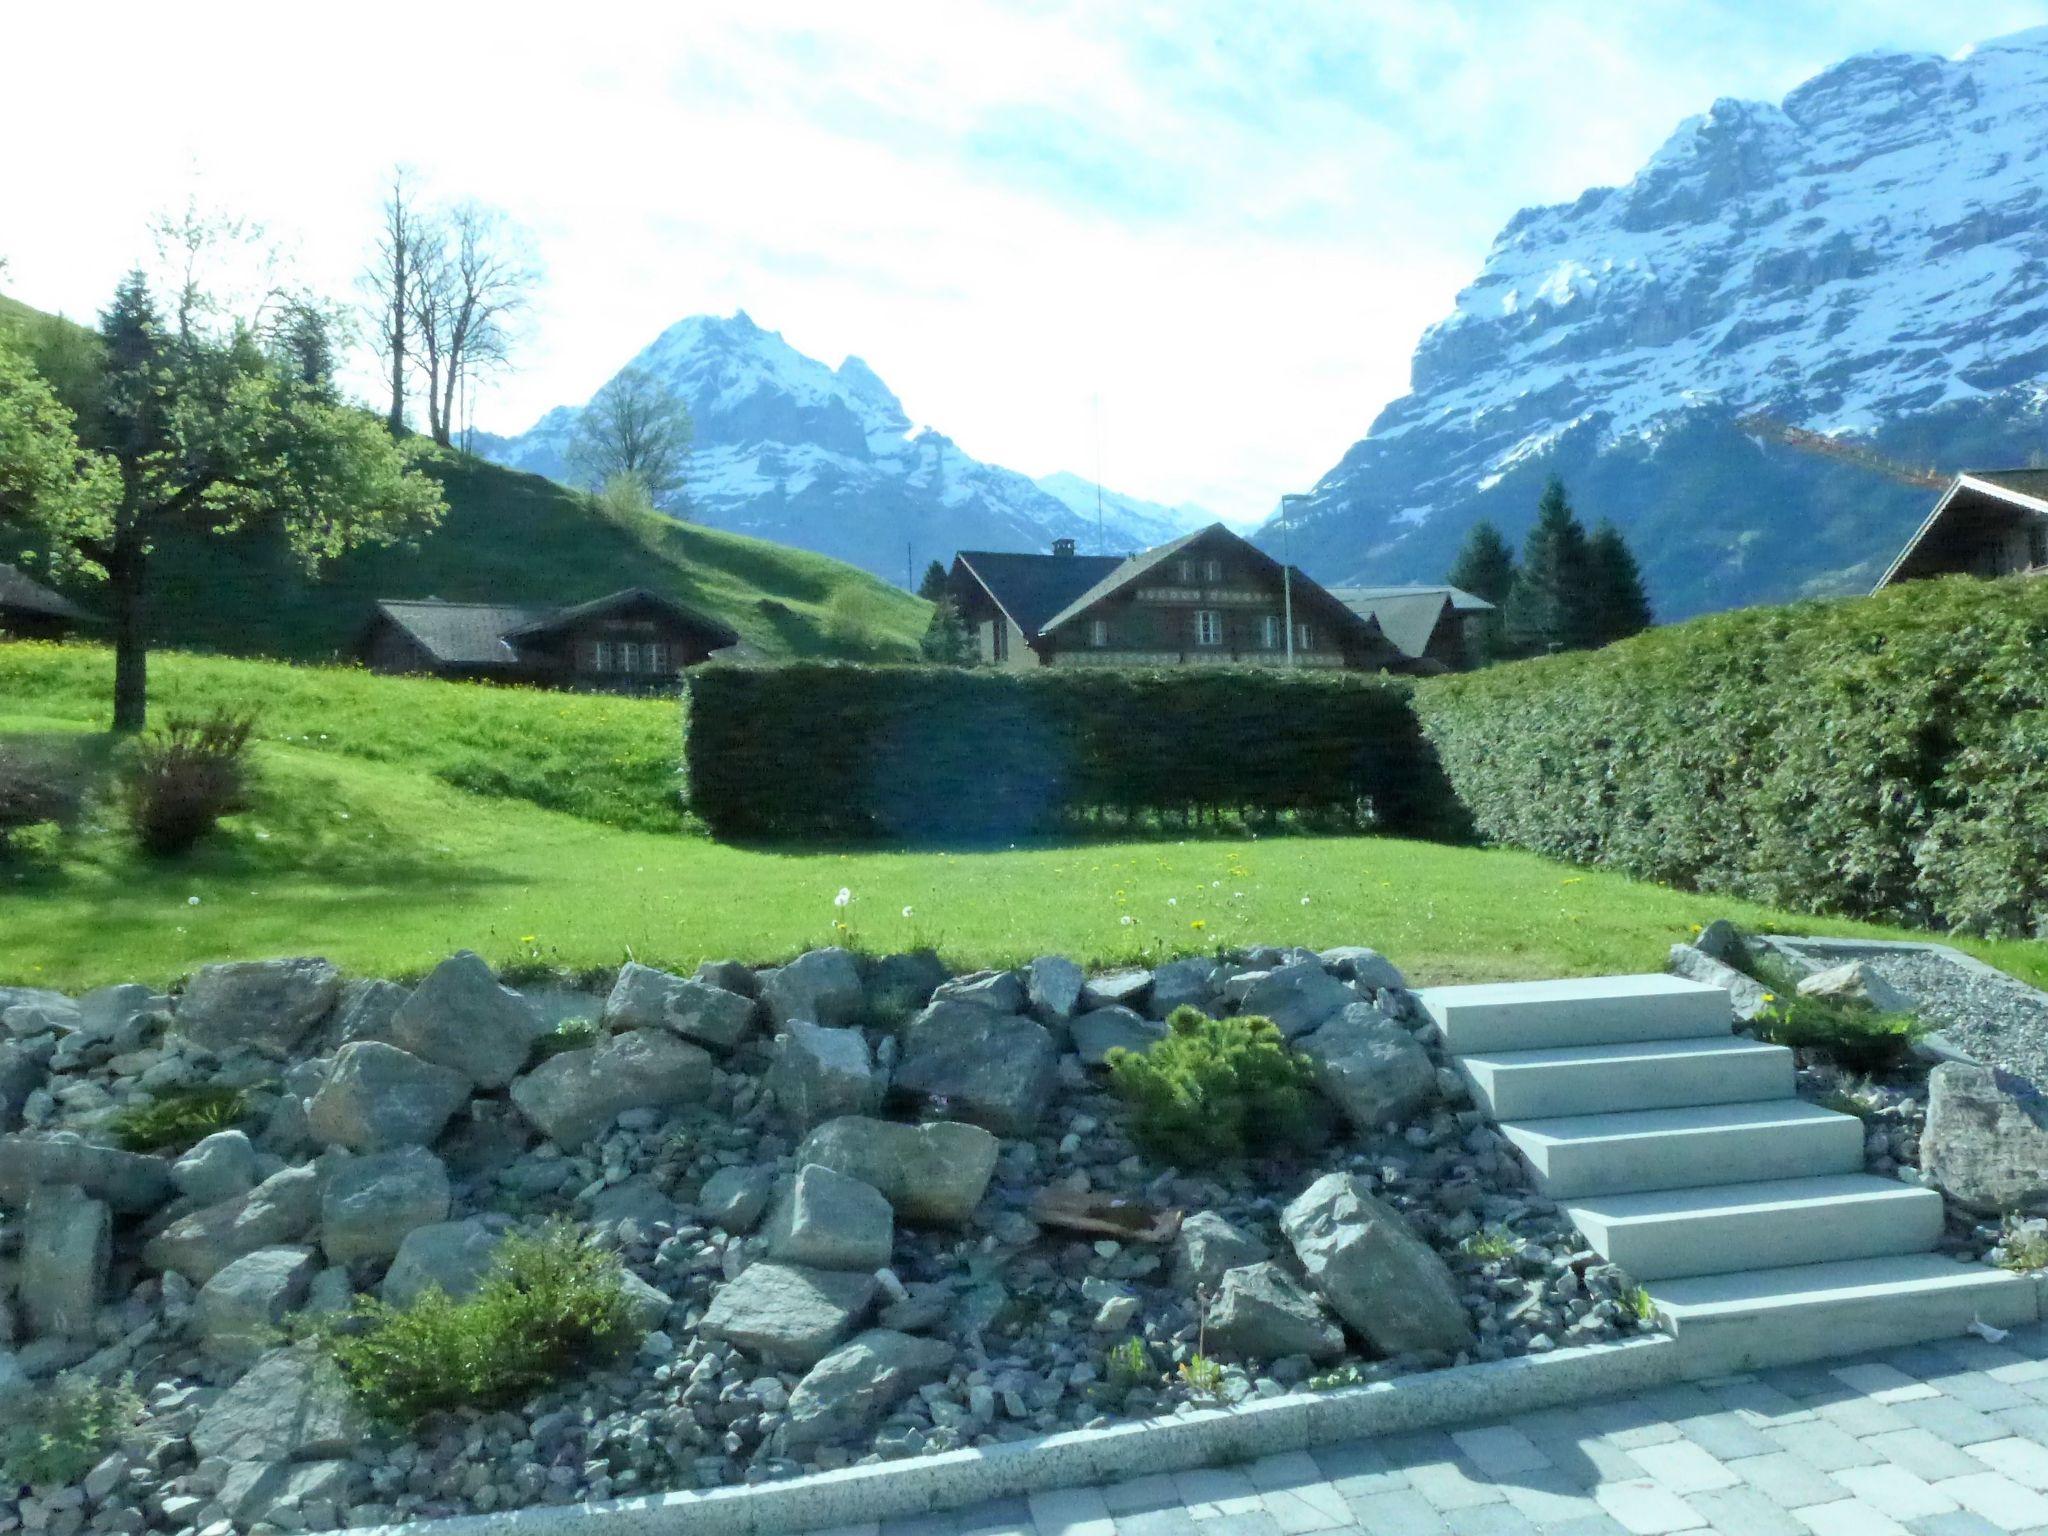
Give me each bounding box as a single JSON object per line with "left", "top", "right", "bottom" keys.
{"left": 318, "top": 1222, "right": 637, "bottom": 1427}
{"left": 1106, "top": 1007, "right": 1323, "bottom": 1165}
{"left": 531, "top": 1017, "right": 604, "bottom": 1064}
{"left": 0, "top": 1373, "right": 139, "bottom": 1488}
{"left": 1734, "top": 947, "right": 1931, "bottom": 1077}
{"left": 109, "top": 1086, "right": 250, "bottom": 1152}
{"left": 1459, "top": 1226, "right": 1520, "bottom": 1262}
{"left": 1997, "top": 1220, "right": 2048, "bottom": 1274}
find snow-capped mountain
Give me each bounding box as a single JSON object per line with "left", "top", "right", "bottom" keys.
{"left": 1032, "top": 471, "right": 1214, "bottom": 545}
{"left": 1269, "top": 26, "right": 2048, "bottom": 618}
{"left": 474, "top": 313, "right": 1184, "bottom": 583}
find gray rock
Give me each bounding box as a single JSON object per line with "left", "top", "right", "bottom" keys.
{"left": 760, "top": 948, "right": 865, "bottom": 1028}
{"left": 931, "top": 971, "right": 1026, "bottom": 1014}
{"left": 1318, "top": 947, "right": 1408, "bottom": 991}
{"left": 144, "top": 1164, "right": 321, "bottom": 1284}
{"left": 1070, "top": 1007, "right": 1167, "bottom": 1067}
{"left": 0, "top": 984, "right": 71, "bottom": 1019}
{"left": 380, "top": 1216, "right": 510, "bottom": 1307}
{"left": 766, "top": 1020, "right": 881, "bottom": 1129}
{"left": 697, "top": 1165, "right": 775, "bottom": 1233}
{"left": 327, "top": 979, "right": 409, "bottom": 1048}
{"left": 590, "top": 1177, "right": 678, "bottom": 1230}
{"left": 1146, "top": 957, "right": 1216, "bottom": 1020}
{"left": 1667, "top": 944, "right": 1771, "bottom": 1022}
{"left": 22, "top": 1184, "right": 109, "bottom": 1337}
{"left": 1797, "top": 960, "right": 1913, "bottom": 1015}
{"left": 218, "top": 1458, "right": 359, "bottom": 1527}
{"left": 892, "top": 1002, "right": 1056, "bottom": 1135}
{"left": 764, "top": 1165, "right": 894, "bottom": 1272}
{"left": 76, "top": 982, "right": 170, "bottom": 1041}
{"left": 1239, "top": 962, "right": 1355, "bottom": 1039}
{"left": 194, "top": 1246, "right": 316, "bottom": 1364}
{"left": 0, "top": 1132, "right": 173, "bottom": 1213}
{"left": 189, "top": 1346, "right": 361, "bottom": 1463}
{"left": 1694, "top": 919, "right": 1746, "bottom": 965}
{"left": 796, "top": 1117, "right": 998, "bottom": 1226}
{"left": 510, "top": 1029, "right": 713, "bottom": 1146}
{"left": 604, "top": 963, "right": 758, "bottom": 1051}
{"left": 384, "top": 951, "right": 547, "bottom": 1090}
{"left": 176, "top": 959, "right": 340, "bottom": 1058}
{"left": 1173, "top": 1210, "right": 1270, "bottom": 1292}
{"left": 1281, "top": 1173, "right": 1473, "bottom": 1355}
{"left": 866, "top": 951, "right": 948, "bottom": 1022}
{"left": 1298, "top": 1004, "right": 1437, "bottom": 1131}
{"left": 172, "top": 1129, "right": 259, "bottom": 1205}
{"left": 1924, "top": 1063, "right": 2048, "bottom": 1214}
{"left": 1206, "top": 1261, "right": 1344, "bottom": 1363}
{"left": 694, "top": 959, "right": 760, "bottom": 998}
{"left": 1, "top": 998, "right": 79, "bottom": 1039}
{"left": 1026, "top": 956, "right": 1084, "bottom": 1022}
{"left": 701, "top": 1261, "right": 878, "bottom": 1369}
{"left": 306, "top": 1041, "right": 471, "bottom": 1153}
{"left": 321, "top": 1148, "right": 451, "bottom": 1265}
{"left": 0, "top": 1040, "right": 52, "bottom": 1132}
{"left": 617, "top": 1271, "right": 672, "bottom": 1331}
{"left": 1082, "top": 970, "right": 1152, "bottom": 1012}
{"left": 782, "top": 1329, "right": 956, "bottom": 1448}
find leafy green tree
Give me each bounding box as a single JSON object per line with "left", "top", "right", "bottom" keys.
{"left": 1585, "top": 520, "right": 1653, "bottom": 646}
{"left": 1505, "top": 476, "right": 1596, "bottom": 655}
{"left": 1446, "top": 518, "right": 1516, "bottom": 663}
{"left": 0, "top": 339, "right": 117, "bottom": 564}
{"left": 567, "top": 367, "right": 693, "bottom": 505}
{"left": 916, "top": 559, "right": 950, "bottom": 602}
{"left": 919, "top": 595, "right": 975, "bottom": 664}
{"left": 3, "top": 269, "right": 446, "bottom": 730}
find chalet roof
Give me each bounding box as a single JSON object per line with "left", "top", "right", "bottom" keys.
{"left": 1875, "top": 469, "right": 2048, "bottom": 591}
{"left": 1331, "top": 590, "right": 1454, "bottom": 659}
{"left": 1337, "top": 584, "right": 1496, "bottom": 614}
{"left": 1968, "top": 468, "right": 2048, "bottom": 509}
{"left": 0, "top": 562, "right": 95, "bottom": 624}
{"left": 503, "top": 587, "right": 740, "bottom": 648}
{"left": 373, "top": 600, "right": 543, "bottom": 667}
{"left": 951, "top": 549, "right": 1125, "bottom": 638}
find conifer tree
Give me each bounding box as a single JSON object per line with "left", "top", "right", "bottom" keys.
{"left": 1585, "top": 520, "right": 1653, "bottom": 645}
{"left": 1446, "top": 518, "right": 1517, "bottom": 663}
{"left": 919, "top": 595, "right": 975, "bottom": 664}
{"left": 917, "top": 559, "right": 950, "bottom": 602}
{"left": 1504, "top": 476, "right": 1596, "bottom": 655}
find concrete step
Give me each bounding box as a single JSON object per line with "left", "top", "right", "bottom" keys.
{"left": 1499, "top": 1099, "right": 1865, "bottom": 1199}
{"left": 1420, "top": 974, "right": 1732, "bottom": 1054}
{"left": 1567, "top": 1174, "right": 1946, "bottom": 1281}
{"left": 1652, "top": 1253, "right": 2041, "bottom": 1375}
{"left": 1459, "top": 1036, "right": 1794, "bottom": 1120}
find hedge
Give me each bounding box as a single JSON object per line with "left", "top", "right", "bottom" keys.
{"left": 684, "top": 664, "right": 1458, "bottom": 841}
{"left": 1414, "top": 575, "right": 2048, "bottom": 936}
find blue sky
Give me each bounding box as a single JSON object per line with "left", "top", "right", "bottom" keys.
{"left": 5, "top": 1, "right": 2046, "bottom": 520}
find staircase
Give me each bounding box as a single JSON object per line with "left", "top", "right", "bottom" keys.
{"left": 1420, "top": 973, "right": 2039, "bottom": 1373}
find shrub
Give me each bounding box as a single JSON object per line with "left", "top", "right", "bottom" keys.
{"left": 109, "top": 1086, "right": 250, "bottom": 1153}
{"left": 122, "top": 708, "right": 255, "bottom": 856}
{"left": 1997, "top": 1219, "right": 2048, "bottom": 1273}
{"left": 821, "top": 586, "right": 890, "bottom": 649}
{"left": 0, "top": 1373, "right": 138, "bottom": 1488}
{"left": 1106, "top": 1007, "right": 1323, "bottom": 1165}
{"left": 1100, "top": 1337, "right": 1155, "bottom": 1404}
{"left": 1750, "top": 999, "right": 1928, "bottom": 1077}
{"left": 319, "top": 1222, "right": 637, "bottom": 1427}
{"left": 0, "top": 735, "right": 98, "bottom": 857}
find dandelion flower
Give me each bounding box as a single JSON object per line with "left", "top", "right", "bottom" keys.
{"left": 1191, "top": 919, "right": 1206, "bottom": 931}
{"left": 187, "top": 895, "right": 202, "bottom": 907}
{"left": 901, "top": 906, "right": 914, "bottom": 919}
{"left": 834, "top": 887, "right": 852, "bottom": 909}
{"left": 1119, "top": 914, "right": 1134, "bottom": 927}
{"left": 1301, "top": 896, "right": 1311, "bottom": 906}
{"left": 1167, "top": 897, "right": 1179, "bottom": 907}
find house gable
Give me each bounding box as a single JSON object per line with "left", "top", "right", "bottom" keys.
{"left": 1877, "top": 471, "right": 2048, "bottom": 590}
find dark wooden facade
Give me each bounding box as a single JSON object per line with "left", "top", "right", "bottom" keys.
{"left": 1877, "top": 471, "right": 2048, "bottom": 591}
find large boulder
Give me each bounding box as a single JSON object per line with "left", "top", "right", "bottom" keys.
{"left": 1667, "top": 944, "right": 1770, "bottom": 1022}
{"left": 306, "top": 1041, "right": 470, "bottom": 1153}
{"left": 782, "top": 1330, "right": 956, "bottom": 1448}
{"left": 384, "top": 951, "right": 547, "bottom": 1090}
{"left": 0, "top": 1132, "right": 173, "bottom": 1213}
{"left": 1082, "top": 971, "right": 1152, "bottom": 1012}
{"left": 1146, "top": 957, "right": 1216, "bottom": 1020}
{"left": 1026, "top": 956, "right": 1084, "bottom": 1022}
{"left": 766, "top": 1020, "right": 881, "bottom": 1128}
{"left": 931, "top": 971, "right": 1026, "bottom": 1014}
{"left": 326, "top": 978, "right": 409, "bottom": 1049}
{"left": 1319, "top": 947, "right": 1407, "bottom": 991}
{"left": 1298, "top": 1005, "right": 1436, "bottom": 1132}
{"left": 22, "top": 1184, "right": 109, "bottom": 1338}
{"left": 190, "top": 1346, "right": 361, "bottom": 1463}
{"left": 796, "top": 1117, "right": 997, "bottom": 1226}
{"left": 1924, "top": 1063, "right": 2048, "bottom": 1214}
{"left": 701, "top": 1261, "right": 878, "bottom": 1369}
{"left": 605, "top": 963, "right": 757, "bottom": 1051}
{"left": 866, "top": 951, "right": 948, "bottom": 1021}
{"left": 177, "top": 959, "right": 340, "bottom": 1058}
{"left": 1281, "top": 1173, "right": 1473, "bottom": 1356}
{"left": 1238, "top": 962, "right": 1355, "bottom": 1039}
{"left": 1070, "top": 1007, "right": 1166, "bottom": 1068}
{"left": 696, "top": 1165, "right": 775, "bottom": 1233}
{"left": 764, "top": 1164, "right": 894, "bottom": 1272}
{"left": 172, "top": 1129, "right": 259, "bottom": 1205}
{"left": 761, "top": 948, "right": 865, "bottom": 1028}
{"left": 1797, "top": 960, "right": 1914, "bottom": 1015}
{"left": 510, "top": 1030, "right": 713, "bottom": 1146}
{"left": 194, "top": 1246, "right": 317, "bottom": 1364}
{"left": 0, "top": 1040, "right": 51, "bottom": 1132}
{"left": 321, "top": 1148, "right": 451, "bottom": 1265}
{"left": 892, "top": 1002, "right": 1056, "bottom": 1135}
{"left": 1173, "top": 1210, "right": 1270, "bottom": 1292}
{"left": 380, "top": 1216, "right": 510, "bottom": 1307}
{"left": 144, "top": 1164, "right": 321, "bottom": 1284}
{"left": 1206, "top": 1262, "right": 1344, "bottom": 1363}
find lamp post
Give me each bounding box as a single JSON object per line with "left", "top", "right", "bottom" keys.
{"left": 1279, "top": 493, "right": 1308, "bottom": 667}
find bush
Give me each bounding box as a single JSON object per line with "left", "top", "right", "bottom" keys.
{"left": 1750, "top": 997, "right": 1928, "bottom": 1077}
{"left": 122, "top": 708, "right": 255, "bottom": 856}
{"left": 685, "top": 663, "right": 1459, "bottom": 841}
{"left": 822, "top": 586, "right": 890, "bottom": 650}
{"left": 1106, "top": 1007, "right": 1323, "bottom": 1165}
{"left": 1415, "top": 576, "right": 2048, "bottom": 935}
{"left": 0, "top": 735, "right": 98, "bottom": 856}
{"left": 0, "top": 1373, "right": 138, "bottom": 1488}
{"left": 109, "top": 1086, "right": 250, "bottom": 1153}
{"left": 319, "top": 1222, "right": 637, "bottom": 1427}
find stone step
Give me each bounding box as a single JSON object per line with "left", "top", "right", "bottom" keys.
{"left": 1567, "top": 1174, "right": 1946, "bottom": 1281}
{"left": 1458, "top": 1036, "right": 1794, "bottom": 1120}
{"left": 1419, "top": 974, "right": 1732, "bottom": 1054}
{"left": 1651, "top": 1253, "right": 2041, "bottom": 1374}
{"left": 1499, "top": 1099, "right": 1865, "bottom": 1199}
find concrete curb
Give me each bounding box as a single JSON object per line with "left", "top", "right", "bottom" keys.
{"left": 344, "top": 1336, "right": 1682, "bottom": 1536}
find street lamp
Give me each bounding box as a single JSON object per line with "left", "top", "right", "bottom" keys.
{"left": 1278, "top": 493, "right": 1309, "bottom": 667}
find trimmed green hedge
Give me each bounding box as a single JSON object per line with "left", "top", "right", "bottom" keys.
{"left": 1415, "top": 575, "right": 2048, "bottom": 936}
{"left": 684, "top": 664, "right": 1455, "bottom": 841}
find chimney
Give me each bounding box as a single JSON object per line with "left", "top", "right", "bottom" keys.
{"left": 1052, "top": 537, "right": 1076, "bottom": 558}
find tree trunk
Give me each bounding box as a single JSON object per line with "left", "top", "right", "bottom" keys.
{"left": 109, "top": 533, "right": 149, "bottom": 733}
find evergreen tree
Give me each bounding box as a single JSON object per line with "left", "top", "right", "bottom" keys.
{"left": 273, "top": 301, "right": 337, "bottom": 390}
{"left": 1446, "top": 518, "right": 1516, "bottom": 663}
{"left": 917, "top": 559, "right": 950, "bottom": 602}
{"left": 919, "top": 595, "right": 976, "bottom": 665}
{"left": 1585, "top": 520, "right": 1653, "bottom": 645}
{"left": 1504, "top": 476, "right": 1597, "bottom": 655}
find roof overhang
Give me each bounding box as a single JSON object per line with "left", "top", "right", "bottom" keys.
{"left": 1874, "top": 473, "right": 2048, "bottom": 592}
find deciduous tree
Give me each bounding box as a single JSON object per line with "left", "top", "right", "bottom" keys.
{"left": 408, "top": 202, "right": 538, "bottom": 448}
{"left": 567, "top": 368, "right": 694, "bottom": 505}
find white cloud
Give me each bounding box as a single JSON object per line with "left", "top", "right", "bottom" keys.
{"left": 4, "top": 0, "right": 2044, "bottom": 521}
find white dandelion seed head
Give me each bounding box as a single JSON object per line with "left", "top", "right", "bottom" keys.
{"left": 834, "top": 888, "right": 852, "bottom": 908}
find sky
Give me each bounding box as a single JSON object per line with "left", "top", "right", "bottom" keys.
{"left": 5, "top": 1, "right": 2046, "bottom": 524}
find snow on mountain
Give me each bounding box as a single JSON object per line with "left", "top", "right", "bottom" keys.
{"left": 1269, "top": 26, "right": 2048, "bottom": 618}
{"left": 1031, "top": 471, "right": 1214, "bottom": 545}
{"left": 474, "top": 313, "right": 1184, "bottom": 583}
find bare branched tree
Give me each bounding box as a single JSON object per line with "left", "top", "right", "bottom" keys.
{"left": 567, "top": 367, "right": 695, "bottom": 505}
{"left": 405, "top": 202, "right": 539, "bottom": 448}
{"left": 362, "top": 167, "right": 426, "bottom": 434}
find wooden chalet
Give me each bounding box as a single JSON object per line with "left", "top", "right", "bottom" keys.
{"left": 1876, "top": 470, "right": 2048, "bottom": 590}
{"left": 0, "top": 562, "right": 94, "bottom": 640}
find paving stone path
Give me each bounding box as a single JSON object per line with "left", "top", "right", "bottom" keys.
{"left": 843, "top": 1322, "right": 2048, "bottom": 1536}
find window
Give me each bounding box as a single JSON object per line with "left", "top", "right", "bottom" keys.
{"left": 1204, "top": 558, "right": 1222, "bottom": 583}
{"left": 1195, "top": 610, "right": 1222, "bottom": 646}
{"left": 1176, "top": 560, "right": 1195, "bottom": 583}
{"left": 1296, "top": 622, "right": 1313, "bottom": 651}
{"left": 1261, "top": 614, "right": 1283, "bottom": 649}
{"left": 2030, "top": 521, "right": 2048, "bottom": 570}
{"left": 618, "top": 642, "right": 642, "bottom": 673}
{"left": 593, "top": 641, "right": 614, "bottom": 672}
{"left": 1089, "top": 618, "right": 1109, "bottom": 648}
{"left": 645, "top": 642, "right": 669, "bottom": 674}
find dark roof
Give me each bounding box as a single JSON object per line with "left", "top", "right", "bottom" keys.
{"left": 504, "top": 588, "right": 740, "bottom": 648}
{"left": 1037, "top": 526, "right": 1217, "bottom": 634}
{"left": 0, "top": 562, "right": 94, "bottom": 624}
{"left": 373, "top": 600, "right": 543, "bottom": 667}
{"left": 1330, "top": 585, "right": 1494, "bottom": 660}
{"left": 1875, "top": 469, "right": 2048, "bottom": 591}
{"left": 1337, "top": 583, "right": 1495, "bottom": 613}
{"left": 952, "top": 550, "right": 1125, "bottom": 637}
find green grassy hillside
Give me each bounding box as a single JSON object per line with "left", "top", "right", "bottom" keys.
{"left": 1, "top": 294, "right": 928, "bottom": 664}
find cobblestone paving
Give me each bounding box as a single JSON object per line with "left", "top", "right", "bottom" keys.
{"left": 839, "top": 1323, "right": 2048, "bottom": 1536}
